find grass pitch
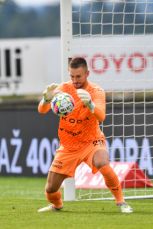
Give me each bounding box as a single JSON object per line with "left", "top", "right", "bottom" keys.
{"left": 0, "top": 177, "right": 153, "bottom": 229}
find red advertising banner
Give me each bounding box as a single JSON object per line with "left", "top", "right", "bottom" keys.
{"left": 75, "top": 162, "right": 153, "bottom": 189}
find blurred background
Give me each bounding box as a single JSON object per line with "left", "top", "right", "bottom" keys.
{"left": 0, "top": 0, "right": 60, "bottom": 39}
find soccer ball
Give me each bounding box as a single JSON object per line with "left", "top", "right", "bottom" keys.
{"left": 51, "top": 92, "right": 75, "bottom": 116}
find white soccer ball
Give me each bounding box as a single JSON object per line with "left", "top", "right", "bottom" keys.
{"left": 51, "top": 92, "right": 75, "bottom": 116}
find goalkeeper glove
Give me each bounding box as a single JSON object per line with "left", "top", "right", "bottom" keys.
{"left": 42, "top": 83, "right": 59, "bottom": 103}
{"left": 77, "top": 89, "right": 95, "bottom": 112}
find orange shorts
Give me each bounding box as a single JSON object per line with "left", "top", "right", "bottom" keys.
{"left": 50, "top": 139, "right": 107, "bottom": 177}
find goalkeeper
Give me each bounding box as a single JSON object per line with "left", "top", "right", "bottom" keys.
{"left": 38, "top": 57, "right": 133, "bottom": 213}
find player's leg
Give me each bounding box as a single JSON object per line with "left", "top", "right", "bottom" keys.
{"left": 92, "top": 148, "right": 133, "bottom": 213}
{"left": 38, "top": 171, "right": 67, "bottom": 212}
{"left": 45, "top": 171, "right": 67, "bottom": 209}
{"left": 83, "top": 142, "right": 124, "bottom": 203}
{"left": 38, "top": 145, "right": 79, "bottom": 212}
{"left": 92, "top": 148, "right": 124, "bottom": 204}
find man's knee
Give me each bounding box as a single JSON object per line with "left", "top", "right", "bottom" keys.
{"left": 95, "top": 161, "right": 109, "bottom": 169}
{"left": 93, "top": 149, "right": 109, "bottom": 169}
{"left": 45, "top": 171, "right": 66, "bottom": 193}
{"left": 45, "top": 183, "right": 58, "bottom": 193}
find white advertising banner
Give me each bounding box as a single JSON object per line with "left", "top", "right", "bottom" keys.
{"left": 72, "top": 35, "right": 153, "bottom": 90}
{"left": 0, "top": 38, "right": 61, "bottom": 95}
{"left": 0, "top": 35, "right": 153, "bottom": 95}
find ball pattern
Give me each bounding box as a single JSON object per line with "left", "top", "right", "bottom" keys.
{"left": 51, "top": 92, "right": 74, "bottom": 116}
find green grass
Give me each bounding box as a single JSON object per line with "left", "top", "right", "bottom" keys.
{"left": 0, "top": 177, "right": 153, "bottom": 229}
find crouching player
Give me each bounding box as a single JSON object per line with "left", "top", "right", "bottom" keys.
{"left": 38, "top": 57, "right": 133, "bottom": 213}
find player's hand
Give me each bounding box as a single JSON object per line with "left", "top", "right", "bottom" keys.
{"left": 43, "top": 83, "right": 59, "bottom": 103}
{"left": 77, "top": 89, "right": 95, "bottom": 112}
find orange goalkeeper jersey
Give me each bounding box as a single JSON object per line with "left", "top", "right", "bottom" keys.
{"left": 38, "top": 81, "right": 106, "bottom": 150}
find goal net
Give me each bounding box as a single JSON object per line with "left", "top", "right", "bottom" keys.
{"left": 61, "top": 0, "right": 153, "bottom": 200}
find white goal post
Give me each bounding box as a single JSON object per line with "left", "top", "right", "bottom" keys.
{"left": 60, "top": 0, "right": 153, "bottom": 201}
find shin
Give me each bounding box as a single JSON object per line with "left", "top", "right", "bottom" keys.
{"left": 100, "top": 164, "right": 124, "bottom": 204}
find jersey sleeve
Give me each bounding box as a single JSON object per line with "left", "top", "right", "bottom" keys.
{"left": 38, "top": 100, "right": 51, "bottom": 113}
{"left": 92, "top": 88, "right": 106, "bottom": 122}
